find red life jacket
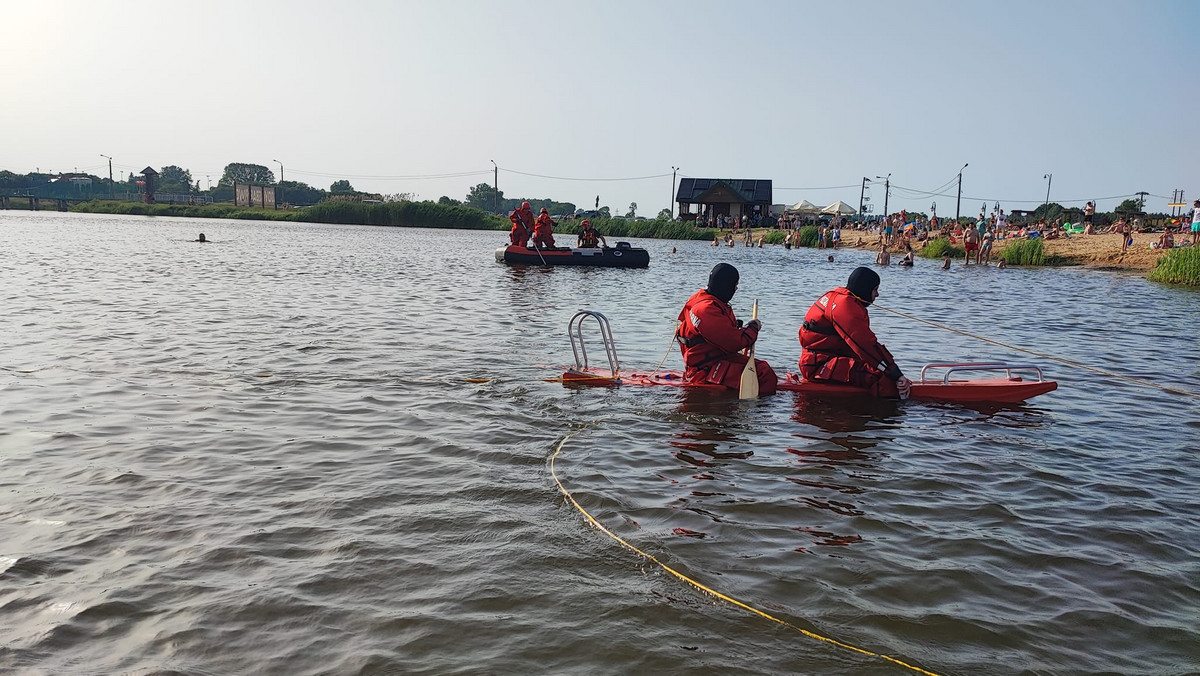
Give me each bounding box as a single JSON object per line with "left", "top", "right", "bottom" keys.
{"left": 677, "top": 289, "right": 757, "bottom": 369}
{"left": 578, "top": 228, "right": 599, "bottom": 247}
{"left": 798, "top": 287, "right": 900, "bottom": 380}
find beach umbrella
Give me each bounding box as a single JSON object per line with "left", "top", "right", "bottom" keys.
{"left": 820, "top": 200, "right": 857, "bottom": 215}
{"left": 788, "top": 200, "right": 821, "bottom": 213}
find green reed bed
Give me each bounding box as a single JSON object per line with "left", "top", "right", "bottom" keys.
{"left": 762, "top": 230, "right": 787, "bottom": 245}
{"left": 297, "top": 200, "right": 506, "bottom": 230}
{"left": 795, "top": 225, "right": 819, "bottom": 247}
{"left": 996, "top": 238, "right": 1070, "bottom": 266}
{"left": 71, "top": 200, "right": 295, "bottom": 221}
{"left": 917, "top": 237, "right": 963, "bottom": 259}
{"left": 999, "top": 238, "right": 1045, "bottom": 265}
{"left": 554, "top": 218, "right": 715, "bottom": 241}
{"left": 69, "top": 198, "right": 720, "bottom": 242}
{"left": 1148, "top": 247, "right": 1200, "bottom": 286}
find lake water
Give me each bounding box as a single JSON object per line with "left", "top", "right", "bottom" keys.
{"left": 1, "top": 211, "right": 1198, "bottom": 676}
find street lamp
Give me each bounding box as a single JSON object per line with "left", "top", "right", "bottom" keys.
{"left": 1043, "top": 173, "right": 1053, "bottom": 206}
{"left": 100, "top": 154, "right": 113, "bottom": 196}
{"left": 490, "top": 160, "right": 498, "bottom": 213}
{"left": 955, "top": 163, "right": 968, "bottom": 222}
{"left": 875, "top": 173, "right": 891, "bottom": 218}
{"left": 273, "top": 159, "right": 284, "bottom": 207}
{"left": 670, "top": 166, "right": 679, "bottom": 219}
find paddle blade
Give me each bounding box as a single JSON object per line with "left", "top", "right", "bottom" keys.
{"left": 739, "top": 351, "right": 759, "bottom": 399}
{"left": 739, "top": 299, "right": 760, "bottom": 399}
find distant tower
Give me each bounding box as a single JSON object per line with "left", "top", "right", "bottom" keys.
{"left": 141, "top": 167, "right": 159, "bottom": 204}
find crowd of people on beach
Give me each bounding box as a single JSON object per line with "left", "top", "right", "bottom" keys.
{"left": 704, "top": 198, "right": 1200, "bottom": 266}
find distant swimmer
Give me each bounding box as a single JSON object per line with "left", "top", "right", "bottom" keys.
{"left": 827, "top": 255, "right": 834, "bottom": 262}
{"left": 196, "top": 233, "right": 207, "bottom": 242}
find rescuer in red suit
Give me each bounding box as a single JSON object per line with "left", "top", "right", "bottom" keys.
{"left": 798, "top": 266, "right": 912, "bottom": 399}
{"left": 676, "top": 263, "right": 778, "bottom": 394}
{"left": 509, "top": 201, "right": 535, "bottom": 247}
{"left": 532, "top": 207, "right": 556, "bottom": 248}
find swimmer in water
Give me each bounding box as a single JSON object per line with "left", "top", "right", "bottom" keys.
{"left": 196, "top": 233, "right": 207, "bottom": 242}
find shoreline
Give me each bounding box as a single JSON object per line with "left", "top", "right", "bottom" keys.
{"left": 837, "top": 230, "right": 1179, "bottom": 273}
{"left": 7, "top": 205, "right": 1183, "bottom": 275}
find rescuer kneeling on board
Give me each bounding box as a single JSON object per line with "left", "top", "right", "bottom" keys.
{"left": 533, "top": 207, "right": 556, "bottom": 249}
{"left": 509, "top": 201, "right": 535, "bottom": 248}
{"left": 798, "top": 266, "right": 911, "bottom": 399}
{"left": 677, "top": 263, "right": 778, "bottom": 394}
{"left": 576, "top": 219, "right": 606, "bottom": 248}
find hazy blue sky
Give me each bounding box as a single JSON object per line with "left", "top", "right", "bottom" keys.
{"left": 3, "top": 0, "right": 1197, "bottom": 216}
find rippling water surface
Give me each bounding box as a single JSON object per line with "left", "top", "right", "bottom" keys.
{"left": 2, "top": 211, "right": 1198, "bottom": 675}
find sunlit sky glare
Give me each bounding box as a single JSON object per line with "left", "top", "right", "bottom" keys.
{"left": 3, "top": 0, "right": 1197, "bottom": 216}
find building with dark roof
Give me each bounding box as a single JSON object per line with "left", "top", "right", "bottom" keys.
{"left": 675, "top": 178, "right": 772, "bottom": 222}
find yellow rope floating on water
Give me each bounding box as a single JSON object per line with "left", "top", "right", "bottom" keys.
{"left": 550, "top": 431, "right": 944, "bottom": 676}
{"left": 874, "top": 304, "right": 1200, "bottom": 401}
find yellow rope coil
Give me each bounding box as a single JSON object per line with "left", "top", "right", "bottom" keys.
{"left": 550, "top": 432, "right": 944, "bottom": 676}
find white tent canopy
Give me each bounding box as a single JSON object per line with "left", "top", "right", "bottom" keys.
{"left": 821, "top": 200, "right": 857, "bottom": 215}
{"left": 787, "top": 200, "right": 821, "bottom": 213}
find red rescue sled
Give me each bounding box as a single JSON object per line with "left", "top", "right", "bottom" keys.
{"left": 561, "top": 311, "right": 1056, "bottom": 405}
{"left": 561, "top": 364, "right": 1056, "bottom": 404}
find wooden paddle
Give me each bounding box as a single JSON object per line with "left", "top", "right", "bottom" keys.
{"left": 738, "top": 299, "right": 759, "bottom": 399}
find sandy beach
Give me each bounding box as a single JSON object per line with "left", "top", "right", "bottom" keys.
{"left": 1010, "top": 232, "right": 1176, "bottom": 271}
{"left": 837, "top": 230, "right": 1185, "bottom": 272}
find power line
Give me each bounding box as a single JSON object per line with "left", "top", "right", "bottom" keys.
{"left": 774, "top": 183, "right": 862, "bottom": 191}
{"left": 500, "top": 167, "right": 672, "bottom": 182}
{"left": 891, "top": 184, "right": 1139, "bottom": 206}
{"left": 288, "top": 168, "right": 491, "bottom": 181}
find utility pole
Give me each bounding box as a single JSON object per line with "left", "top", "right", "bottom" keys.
{"left": 273, "top": 159, "right": 284, "bottom": 206}
{"left": 859, "top": 177, "right": 868, "bottom": 219}
{"left": 1043, "top": 173, "right": 1053, "bottom": 207}
{"left": 876, "top": 173, "right": 891, "bottom": 218}
{"left": 100, "top": 154, "right": 112, "bottom": 196}
{"left": 671, "top": 166, "right": 679, "bottom": 219}
{"left": 490, "top": 160, "right": 498, "bottom": 213}
{"left": 1136, "top": 191, "right": 1149, "bottom": 212}
{"left": 956, "top": 163, "right": 968, "bottom": 222}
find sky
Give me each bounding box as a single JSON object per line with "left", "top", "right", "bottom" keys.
{"left": 3, "top": 0, "right": 1197, "bottom": 217}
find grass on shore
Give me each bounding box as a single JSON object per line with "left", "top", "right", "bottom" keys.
{"left": 1148, "top": 247, "right": 1200, "bottom": 286}
{"left": 917, "top": 237, "right": 963, "bottom": 259}
{"left": 69, "top": 200, "right": 296, "bottom": 221}
{"left": 67, "top": 199, "right": 721, "bottom": 242}
{"left": 999, "top": 238, "right": 1045, "bottom": 265}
